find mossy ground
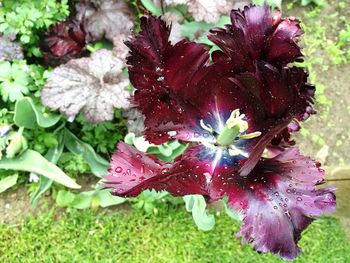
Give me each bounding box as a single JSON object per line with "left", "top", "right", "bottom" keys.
{"left": 1, "top": 207, "right": 350, "bottom": 263}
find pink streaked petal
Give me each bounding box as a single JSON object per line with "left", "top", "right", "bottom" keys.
{"left": 103, "top": 143, "right": 212, "bottom": 197}
{"left": 215, "top": 148, "right": 335, "bottom": 260}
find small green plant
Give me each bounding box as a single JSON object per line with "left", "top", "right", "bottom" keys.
{"left": 0, "top": 0, "right": 69, "bottom": 56}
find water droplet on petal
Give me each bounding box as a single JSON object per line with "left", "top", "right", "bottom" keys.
{"left": 274, "top": 192, "right": 279, "bottom": 196}
{"left": 161, "top": 168, "right": 169, "bottom": 174}
{"left": 297, "top": 197, "right": 303, "bottom": 201}
{"left": 115, "top": 167, "right": 123, "bottom": 173}
{"left": 273, "top": 206, "right": 278, "bottom": 210}
{"left": 136, "top": 154, "right": 142, "bottom": 158}
{"left": 140, "top": 163, "right": 145, "bottom": 174}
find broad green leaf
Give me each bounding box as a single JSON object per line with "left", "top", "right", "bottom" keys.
{"left": 30, "top": 131, "right": 64, "bottom": 206}
{"left": 223, "top": 199, "right": 243, "bottom": 221}
{"left": 14, "top": 97, "right": 61, "bottom": 129}
{"left": 158, "top": 144, "right": 173, "bottom": 157}
{"left": 184, "top": 195, "right": 215, "bottom": 231}
{"left": 0, "top": 61, "right": 11, "bottom": 81}
{"left": 140, "top": 0, "right": 162, "bottom": 16}
{"left": 64, "top": 128, "right": 110, "bottom": 177}
{"left": 55, "top": 189, "right": 125, "bottom": 209}
{"left": 0, "top": 174, "right": 18, "bottom": 193}
{"left": 125, "top": 132, "right": 153, "bottom": 152}
{"left": 181, "top": 16, "right": 230, "bottom": 46}
{"left": 56, "top": 190, "right": 76, "bottom": 207}
{"left": 97, "top": 189, "right": 126, "bottom": 207}
{"left": 0, "top": 149, "right": 80, "bottom": 189}
{"left": 72, "top": 191, "right": 94, "bottom": 209}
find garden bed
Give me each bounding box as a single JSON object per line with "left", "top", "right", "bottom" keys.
{"left": 1, "top": 0, "right": 350, "bottom": 261}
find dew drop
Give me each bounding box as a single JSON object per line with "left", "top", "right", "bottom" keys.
{"left": 273, "top": 206, "right": 278, "bottom": 210}
{"left": 161, "top": 168, "right": 169, "bottom": 174}
{"left": 274, "top": 192, "right": 279, "bottom": 196}
{"left": 136, "top": 154, "right": 142, "bottom": 158}
{"left": 115, "top": 167, "right": 123, "bottom": 173}
{"left": 286, "top": 189, "right": 291, "bottom": 193}
{"left": 140, "top": 163, "right": 145, "bottom": 174}
{"left": 297, "top": 197, "right": 303, "bottom": 201}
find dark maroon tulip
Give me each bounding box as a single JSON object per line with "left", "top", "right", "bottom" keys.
{"left": 104, "top": 9, "right": 335, "bottom": 260}
{"left": 208, "top": 5, "right": 304, "bottom": 72}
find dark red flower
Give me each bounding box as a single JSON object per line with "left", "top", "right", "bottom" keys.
{"left": 104, "top": 9, "right": 335, "bottom": 260}
{"left": 42, "top": 19, "right": 89, "bottom": 66}
{"left": 104, "top": 144, "right": 335, "bottom": 260}
{"left": 207, "top": 5, "right": 315, "bottom": 149}
{"left": 125, "top": 14, "right": 313, "bottom": 175}
{"left": 208, "top": 5, "right": 304, "bottom": 72}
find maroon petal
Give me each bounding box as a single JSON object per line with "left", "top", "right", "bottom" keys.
{"left": 214, "top": 148, "right": 335, "bottom": 260}
{"left": 103, "top": 143, "right": 211, "bottom": 197}
{"left": 237, "top": 65, "right": 314, "bottom": 176}
{"left": 266, "top": 18, "right": 304, "bottom": 65}
{"left": 126, "top": 15, "right": 211, "bottom": 144}
{"left": 208, "top": 5, "right": 303, "bottom": 70}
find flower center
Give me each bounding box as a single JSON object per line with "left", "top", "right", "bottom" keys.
{"left": 200, "top": 109, "right": 261, "bottom": 157}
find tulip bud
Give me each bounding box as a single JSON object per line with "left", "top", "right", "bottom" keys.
{"left": 6, "top": 127, "right": 28, "bottom": 158}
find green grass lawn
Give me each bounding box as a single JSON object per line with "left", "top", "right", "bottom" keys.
{"left": 0, "top": 206, "right": 349, "bottom": 263}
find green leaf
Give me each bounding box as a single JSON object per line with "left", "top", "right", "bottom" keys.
{"left": 301, "top": 0, "right": 326, "bottom": 5}
{"left": 97, "top": 189, "right": 126, "bottom": 207}
{"left": 55, "top": 189, "right": 125, "bottom": 209}
{"left": 72, "top": 191, "right": 94, "bottom": 209}
{"left": 64, "top": 129, "right": 110, "bottom": 177}
{"left": 0, "top": 174, "right": 18, "bottom": 194}
{"left": 183, "top": 195, "right": 215, "bottom": 231}
{"left": 14, "top": 97, "right": 61, "bottom": 129}
{"left": 0, "top": 149, "right": 80, "bottom": 189}
{"left": 252, "top": 0, "right": 282, "bottom": 9}
{"left": 140, "top": 0, "right": 162, "bottom": 16}
{"left": 56, "top": 190, "right": 75, "bottom": 207}
{"left": 181, "top": 16, "right": 230, "bottom": 48}
{"left": 30, "top": 131, "right": 64, "bottom": 206}
{"left": 0, "top": 62, "right": 11, "bottom": 81}
{"left": 223, "top": 198, "right": 243, "bottom": 221}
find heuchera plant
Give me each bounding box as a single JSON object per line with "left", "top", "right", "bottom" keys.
{"left": 104, "top": 5, "right": 336, "bottom": 260}
{"left": 41, "top": 19, "right": 89, "bottom": 66}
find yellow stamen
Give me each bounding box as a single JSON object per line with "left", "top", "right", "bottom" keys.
{"left": 200, "top": 119, "right": 213, "bottom": 133}
{"left": 228, "top": 148, "right": 240, "bottom": 156}
{"left": 239, "top": 131, "right": 262, "bottom": 140}
{"left": 226, "top": 109, "right": 248, "bottom": 132}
